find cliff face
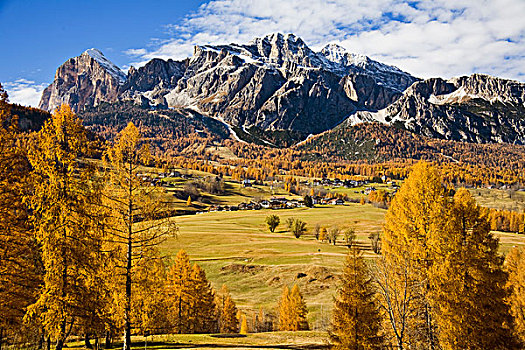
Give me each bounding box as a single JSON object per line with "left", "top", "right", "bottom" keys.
{"left": 349, "top": 74, "right": 525, "bottom": 144}
{"left": 38, "top": 34, "right": 525, "bottom": 146}
{"left": 39, "top": 34, "right": 416, "bottom": 136}
{"left": 39, "top": 49, "right": 125, "bottom": 112}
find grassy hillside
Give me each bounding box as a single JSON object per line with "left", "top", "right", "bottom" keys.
{"left": 159, "top": 203, "right": 525, "bottom": 330}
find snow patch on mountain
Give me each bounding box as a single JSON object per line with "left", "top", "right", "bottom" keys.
{"left": 84, "top": 49, "right": 126, "bottom": 83}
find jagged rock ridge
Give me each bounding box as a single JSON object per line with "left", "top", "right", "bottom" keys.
{"left": 347, "top": 74, "right": 525, "bottom": 144}
{"left": 38, "top": 33, "right": 525, "bottom": 146}
{"left": 38, "top": 33, "right": 417, "bottom": 140}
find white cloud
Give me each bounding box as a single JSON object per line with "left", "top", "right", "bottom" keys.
{"left": 130, "top": 0, "right": 525, "bottom": 81}
{"left": 4, "top": 79, "right": 47, "bottom": 107}
{"left": 124, "top": 48, "right": 147, "bottom": 56}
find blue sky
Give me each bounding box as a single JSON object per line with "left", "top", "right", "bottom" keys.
{"left": 1, "top": 0, "right": 524, "bottom": 106}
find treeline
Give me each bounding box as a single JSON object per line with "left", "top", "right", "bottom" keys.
{"left": 489, "top": 208, "right": 525, "bottom": 233}
{"left": 329, "top": 162, "right": 525, "bottom": 349}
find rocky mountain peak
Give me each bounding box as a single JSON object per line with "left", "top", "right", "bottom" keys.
{"left": 82, "top": 48, "right": 126, "bottom": 83}
{"left": 39, "top": 49, "right": 126, "bottom": 112}
{"left": 320, "top": 43, "right": 348, "bottom": 64}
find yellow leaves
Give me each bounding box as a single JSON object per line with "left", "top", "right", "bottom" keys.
{"left": 506, "top": 247, "right": 525, "bottom": 345}
{"left": 331, "top": 246, "right": 382, "bottom": 349}
{"left": 217, "top": 284, "right": 238, "bottom": 334}
{"left": 278, "top": 284, "right": 309, "bottom": 331}
{"left": 239, "top": 314, "right": 248, "bottom": 334}
{"left": 167, "top": 249, "right": 218, "bottom": 334}
{"left": 25, "top": 104, "right": 106, "bottom": 342}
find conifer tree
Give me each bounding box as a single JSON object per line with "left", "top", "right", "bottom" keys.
{"left": 166, "top": 250, "right": 216, "bottom": 334}
{"left": 166, "top": 249, "right": 193, "bottom": 334}
{"left": 102, "top": 122, "right": 177, "bottom": 350}
{"left": 331, "top": 246, "right": 382, "bottom": 350}
{"left": 289, "top": 285, "right": 309, "bottom": 331}
{"left": 187, "top": 195, "right": 192, "bottom": 206}
{"left": 134, "top": 249, "right": 170, "bottom": 336}
{"left": 189, "top": 264, "right": 217, "bottom": 333}
{"left": 319, "top": 227, "right": 328, "bottom": 242}
{"left": 26, "top": 105, "right": 105, "bottom": 350}
{"left": 278, "top": 286, "right": 292, "bottom": 331}
{"left": 240, "top": 314, "right": 248, "bottom": 334}
{"left": 430, "top": 188, "right": 519, "bottom": 349}
{"left": 278, "top": 285, "right": 309, "bottom": 331}
{"left": 382, "top": 161, "right": 447, "bottom": 349}
{"left": 506, "top": 246, "right": 525, "bottom": 346}
{"left": 0, "top": 84, "right": 42, "bottom": 345}
{"left": 221, "top": 294, "right": 239, "bottom": 333}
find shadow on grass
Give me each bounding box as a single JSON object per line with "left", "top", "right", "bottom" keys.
{"left": 106, "top": 341, "right": 329, "bottom": 350}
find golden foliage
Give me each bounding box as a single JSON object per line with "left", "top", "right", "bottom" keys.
{"left": 331, "top": 246, "right": 382, "bottom": 349}
{"left": 278, "top": 285, "right": 309, "bottom": 331}
{"left": 506, "top": 247, "right": 525, "bottom": 346}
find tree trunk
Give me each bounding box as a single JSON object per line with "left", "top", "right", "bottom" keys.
{"left": 55, "top": 319, "right": 67, "bottom": 350}
{"left": 123, "top": 157, "right": 134, "bottom": 350}
{"left": 84, "top": 334, "right": 92, "bottom": 349}
{"left": 105, "top": 331, "right": 111, "bottom": 349}
{"left": 123, "top": 244, "right": 132, "bottom": 350}
{"left": 47, "top": 336, "right": 51, "bottom": 350}
{"left": 0, "top": 327, "right": 4, "bottom": 350}
{"left": 38, "top": 332, "right": 44, "bottom": 350}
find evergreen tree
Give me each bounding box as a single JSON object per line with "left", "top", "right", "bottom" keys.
{"left": 331, "top": 246, "right": 382, "bottom": 350}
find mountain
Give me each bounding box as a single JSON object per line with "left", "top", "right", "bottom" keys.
{"left": 39, "top": 49, "right": 126, "bottom": 112}
{"left": 38, "top": 33, "right": 525, "bottom": 147}
{"left": 39, "top": 33, "right": 418, "bottom": 145}
{"left": 347, "top": 74, "right": 525, "bottom": 144}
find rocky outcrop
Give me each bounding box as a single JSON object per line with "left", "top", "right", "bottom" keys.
{"left": 38, "top": 34, "right": 525, "bottom": 146}
{"left": 39, "top": 33, "right": 416, "bottom": 137}
{"left": 39, "top": 49, "right": 126, "bottom": 112}
{"left": 348, "top": 75, "right": 525, "bottom": 144}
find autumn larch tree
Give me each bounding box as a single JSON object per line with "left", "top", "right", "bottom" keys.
{"left": 506, "top": 246, "right": 525, "bottom": 346}
{"left": 217, "top": 285, "right": 238, "bottom": 334}
{"left": 26, "top": 105, "right": 105, "bottom": 350}
{"left": 102, "top": 122, "right": 177, "bottom": 350}
{"left": 430, "top": 188, "right": 519, "bottom": 350}
{"left": 0, "top": 84, "right": 42, "bottom": 347}
{"left": 382, "top": 161, "right": 447, "bottom": 349}
{"left": 166, "top": 249, "right": 193, "bottom": 334}
{"left": 331, "top": 246, "right": 382, "bottom": 350}
{"left": 167, "top": 250, "right": 217, "bottom": 334}
{"left": 278, "top": 285, "right": 309, "bottom": 331}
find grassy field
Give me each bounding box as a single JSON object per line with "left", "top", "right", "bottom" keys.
{"left": 67, "top": 332, "right": 330, "bottom": 350}
{"left": 160, "top": 202, "right": 525, "bottom": 330}
{"left": 160, "top": 204, "right": 384, "bottom": 329}
{"left": 469, "top": 188, "right": 525, "bottom": 212}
